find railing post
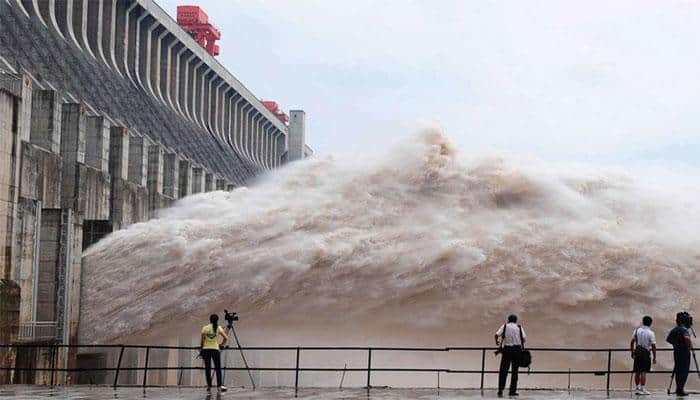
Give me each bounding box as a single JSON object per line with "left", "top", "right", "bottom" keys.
{"left": 49, "top": 345, "right": 56, "bottom": 386}
{"left": 294, "top": 347, "right": 300, "bottom": 397}
{"left": 113, "top": 345, "right": 125, "bottom": 388}
{"left": 142, "top": 347, "right": 150, "bottom": 388}
{"left": 480, "top": 348, "right": 486, "bottom": 394}
{"left": 366, "top": 348, "right": 372, "bottom": 392}
{"left": 606, "top": 350, "right": 612, "bottom": 397}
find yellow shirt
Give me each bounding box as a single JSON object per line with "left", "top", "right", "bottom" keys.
{"left": 201, "top": 324, "right": 225, "bottom": 350}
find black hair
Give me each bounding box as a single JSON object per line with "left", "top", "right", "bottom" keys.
{"left": 210, "top": 314, "right": 219, "bottom": 333}
{"left": 642, "top": 316, "right": 652, "bottom": 326}
{"left": 508, "top": 314, "right": 517, "bottom": 323}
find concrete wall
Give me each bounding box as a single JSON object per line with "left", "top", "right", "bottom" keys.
{"left": 0, "top": 71, "right": 239, "bottom": 385}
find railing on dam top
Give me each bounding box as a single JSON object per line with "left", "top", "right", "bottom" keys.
{"left": 0, "top": 343, "right": 698, "bottom": 396}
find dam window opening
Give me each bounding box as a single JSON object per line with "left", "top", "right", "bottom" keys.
{"left": 82, "top": 220, "right": 113, "bottom": 251}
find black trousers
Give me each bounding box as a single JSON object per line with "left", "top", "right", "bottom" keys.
{"left": 674, "top": 352, "right": 691, "bottom": 394}
{"left": 498, "top": 345, "right": 521, "bottom": 393}
{"left": 202, "top": 349, "right": 222, "bottom": 387}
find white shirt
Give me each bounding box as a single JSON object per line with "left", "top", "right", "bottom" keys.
{"left": 496, "top": 322, "right": 526, "bottom": 346}
{"left": 632, "top": 325, "right": 656, "bottom": 350}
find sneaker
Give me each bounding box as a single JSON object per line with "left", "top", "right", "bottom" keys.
{"left": 497, "top": 391, "right": 503, "bottom": 397}
{"left": 508, "top": 392, "right": 519, "bottom": 396}
{"left": 641, "top": 388, "right": 650, "bottom": 395}
{"left": 218, "top": 385, "right": 228, "bottom": 393}
{"left": 206, "top": 387, "right": 211, "bottom": 393}
{"left": 635, "top": 389, "right": 644, "bottom": 395}
{"left": 676, "top": 392, "right": 688, "bottom": 397}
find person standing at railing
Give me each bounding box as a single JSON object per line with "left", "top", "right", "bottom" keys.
{"left": 495, "top": 314, "right": 526, "bottom": 397}
{"left": 667, "top": 312, "right": 693, "bottom": 397}
{"left": 200, "top": 314, "right": 229, "bottom": 393}
{"left": 630, "top": 316, "right": 657, "bottom": 395}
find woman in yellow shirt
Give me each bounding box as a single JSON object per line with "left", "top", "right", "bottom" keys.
{"left": 200, "top": 314, "right": 229, "bottom": 392}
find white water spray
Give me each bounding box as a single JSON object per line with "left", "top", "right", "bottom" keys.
{"left": 81, "top": 130, "right": 700, "bottom": 349}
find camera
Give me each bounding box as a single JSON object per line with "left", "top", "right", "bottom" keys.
{"left": 224, "top": 309, "right": 239, "bottom": 327}
{"left": 677, "top": 311, "right": 693, "bottom": 328}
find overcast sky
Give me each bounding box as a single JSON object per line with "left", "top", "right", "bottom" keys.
{"left": 158, "top": 0, "right": 700, "bottom": 168}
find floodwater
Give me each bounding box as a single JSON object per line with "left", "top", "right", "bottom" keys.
{"left": 0, "top": 386, "right": 691, "bottom": 400}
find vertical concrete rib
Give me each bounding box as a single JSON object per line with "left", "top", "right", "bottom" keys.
{"left": 31, "top": 0, "right": 47, "bottom": 27}
{"left": 14, "top": 0, "right": 30, "bottom": 17}
{"left": 221, "top": 88, "right": 234, "bottom": 146}
{"left": 47, "top": 0, "right": 66, "bottom": 40}
{"left": 170, "top": 46, "right": 187, "bottom": 112}
{"left": 122, "top": 2, "right": 140, "bottom": 87}
{"left": 179, "top": 54, "right": 197, "bottom": 121}
{"left": 250, "top": 113, "right": 261, "bottom": 165}
{"left": 198, "top": 68, "right": 212, "bottom": 129}
{"left": 211, "top": 80, "right": 225, "bottom": 139}
{"left": 262, "top": 123, "right": 272, "bottom": 169}
{"left": 105, "top": 0, "right": 122, "bottom": 76}
{"left": 87, "top": 0, "right": 110, "bottom": 66}
{"left": 161, "top": 37, "right": 178, "bottom": 108}
{"left": 78, "top": 0, "right": 96, "bottom": 59}
{"left": 188, "top": 61, "right": 204, "bottom": 124}
{"left": 146, "top": 25, "right": 166, "bottom": 101}
{"left": 136, "top": 15, "right": 157, "bottom": 93}
{"left": 61, "top": 0, "right": 82, "bottom": 49}
{"left": 231, "top": 97, "right": 245, "bottom": 155}
{"left": 241, "top": 106, "right": 253, "bottom": 162}
{"left": 153, "top": 30, "right": 170, "bottom": 105}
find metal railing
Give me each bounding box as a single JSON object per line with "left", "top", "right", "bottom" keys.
{"left": 1, "top": 343, "right": 698, "bottom": 396}
{"left": 16, "top": 322, "right": 59, "bottom": 342}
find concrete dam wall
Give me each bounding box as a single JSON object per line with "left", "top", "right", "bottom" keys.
{"left": 0, "top": 0, "right": 310, "bottom": 384}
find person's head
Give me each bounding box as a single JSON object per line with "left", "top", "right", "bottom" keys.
{"left": 507, "top": 314, "right": 517, "bottom": 323}
{"left": 210, "top": 314, "right": 219, "bottom": 329}
{"left": 676, "top": 311, "right": 692, "bottom": 328}
{"left": 642, "top": 316, "right": 652, "bottom": 327}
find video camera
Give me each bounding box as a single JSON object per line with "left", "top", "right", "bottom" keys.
{"left": 677, "top": 311, "right": 694, "bottom": 329}
{"left": 224, "top": 309, "right": 239, "bottom": 328}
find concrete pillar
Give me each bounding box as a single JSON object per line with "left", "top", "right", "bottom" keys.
{"left": 178, "top": 159, "right": 192, "bottom": 198}
{"left": 163, "top": 153, "right": 179, "bottom": 199}
{"left": 127, "top": 135, "right": 147, "bottom": 186}
{"left": 109, "top": 126, "right": 129, "bottom": 180}
{"left": 147, "top": 144, "right": 164, "bottom": 212}
{"left": 288, "top": 110, "right": 305, "bottom": 161}
{"left": 191, "top": 166, "right": 204, "bottom": 194}
{"left": 204, "top": 172, "right": 214, "bottom": 192}
{"left": 59, "top": 103, "right": 86, "bottom": 164}
{"left": 60, "top": 103, "right": 86, "bottom": 210}
{"left": 215, "top": 177, "right": 225, "bottom": 191}
{"left": 147, "top": 144, "right": 164, "bottom": 195}
{"left": 29, "top": 90, "right": 62, "bottom": 153}
{"left": 85, "top": 115, "right": 110, "bottom": 173}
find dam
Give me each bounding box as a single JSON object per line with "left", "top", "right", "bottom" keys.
{"left": 0, "top": 0, "right": 311, "bottom": 385}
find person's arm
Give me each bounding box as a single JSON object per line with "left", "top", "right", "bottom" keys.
{"left": 684, "top": 332, "right": 692, "bottom": 350}
{"left": 219, "top": 327, "right": 229, "bottom": 348}
{"left": 200, "top": 332, "right": 206, "bottom": 349}
{"left": 520, "top": 327, "right": 526, "bottom": 345}
{"left": 630, "top": 337, "right": 636, "bottom": 358}
{"left": 495, "top": 325, "right": 504, "bottom": 346}
{"left": 651, "top": 343, "right": 657, "bottom": 364}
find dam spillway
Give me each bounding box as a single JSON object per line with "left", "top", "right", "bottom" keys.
{"left": 0, "top": 0, "right": 311, "bottom": 384}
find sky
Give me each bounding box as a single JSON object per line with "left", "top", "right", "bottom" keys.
{"left": 157, "top": 0, "right": 700, "bottom": 169}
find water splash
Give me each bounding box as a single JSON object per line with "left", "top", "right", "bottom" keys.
{"left": 80, "top": 130, "right": 700, "bottom": 347}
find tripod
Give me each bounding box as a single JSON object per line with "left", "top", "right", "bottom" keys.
{"left": 222, "top": 319, "right": 256, "bottom": 389}
{"left": 667, "top": 326, "right": 700, "bottom": 395}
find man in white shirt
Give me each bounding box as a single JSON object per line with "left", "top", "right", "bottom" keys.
{"left": 495, "top": 314, "right": 526, "bottom": 397}
{"left": 630, "top": 315, "right": 657, "bottom": 395}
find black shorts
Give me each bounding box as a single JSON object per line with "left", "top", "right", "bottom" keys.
{"left": 633, "top": 347, "right": 651, "bottom": 373}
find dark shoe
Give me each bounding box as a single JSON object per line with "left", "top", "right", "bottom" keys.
{"left": 509, "top": 392, "right": 519, "bottom": 397}
{"left": 676, "top": 392, "right": 688, "bottom": 397}
{"left": 497, "top": 391, "right": 503, "bottom": 397}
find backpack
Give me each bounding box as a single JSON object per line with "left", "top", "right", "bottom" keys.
{"left": 517, "top": 325, "right": 532, "bottom": 368}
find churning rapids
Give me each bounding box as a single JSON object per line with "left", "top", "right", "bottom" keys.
{"left": 81, "top": 131, "right": 700, "bottom": 348}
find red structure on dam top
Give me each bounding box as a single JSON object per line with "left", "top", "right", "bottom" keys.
{"left": 176, "top": 5, "right": 221, "bottom": 56}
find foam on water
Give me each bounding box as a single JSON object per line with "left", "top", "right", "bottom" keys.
{"left": 81, "top": 130, "right": 700, "bottom": 348}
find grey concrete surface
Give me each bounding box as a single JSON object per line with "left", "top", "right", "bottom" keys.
{"left": 0, "top": 386, "right": 693, "bottom": 399}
